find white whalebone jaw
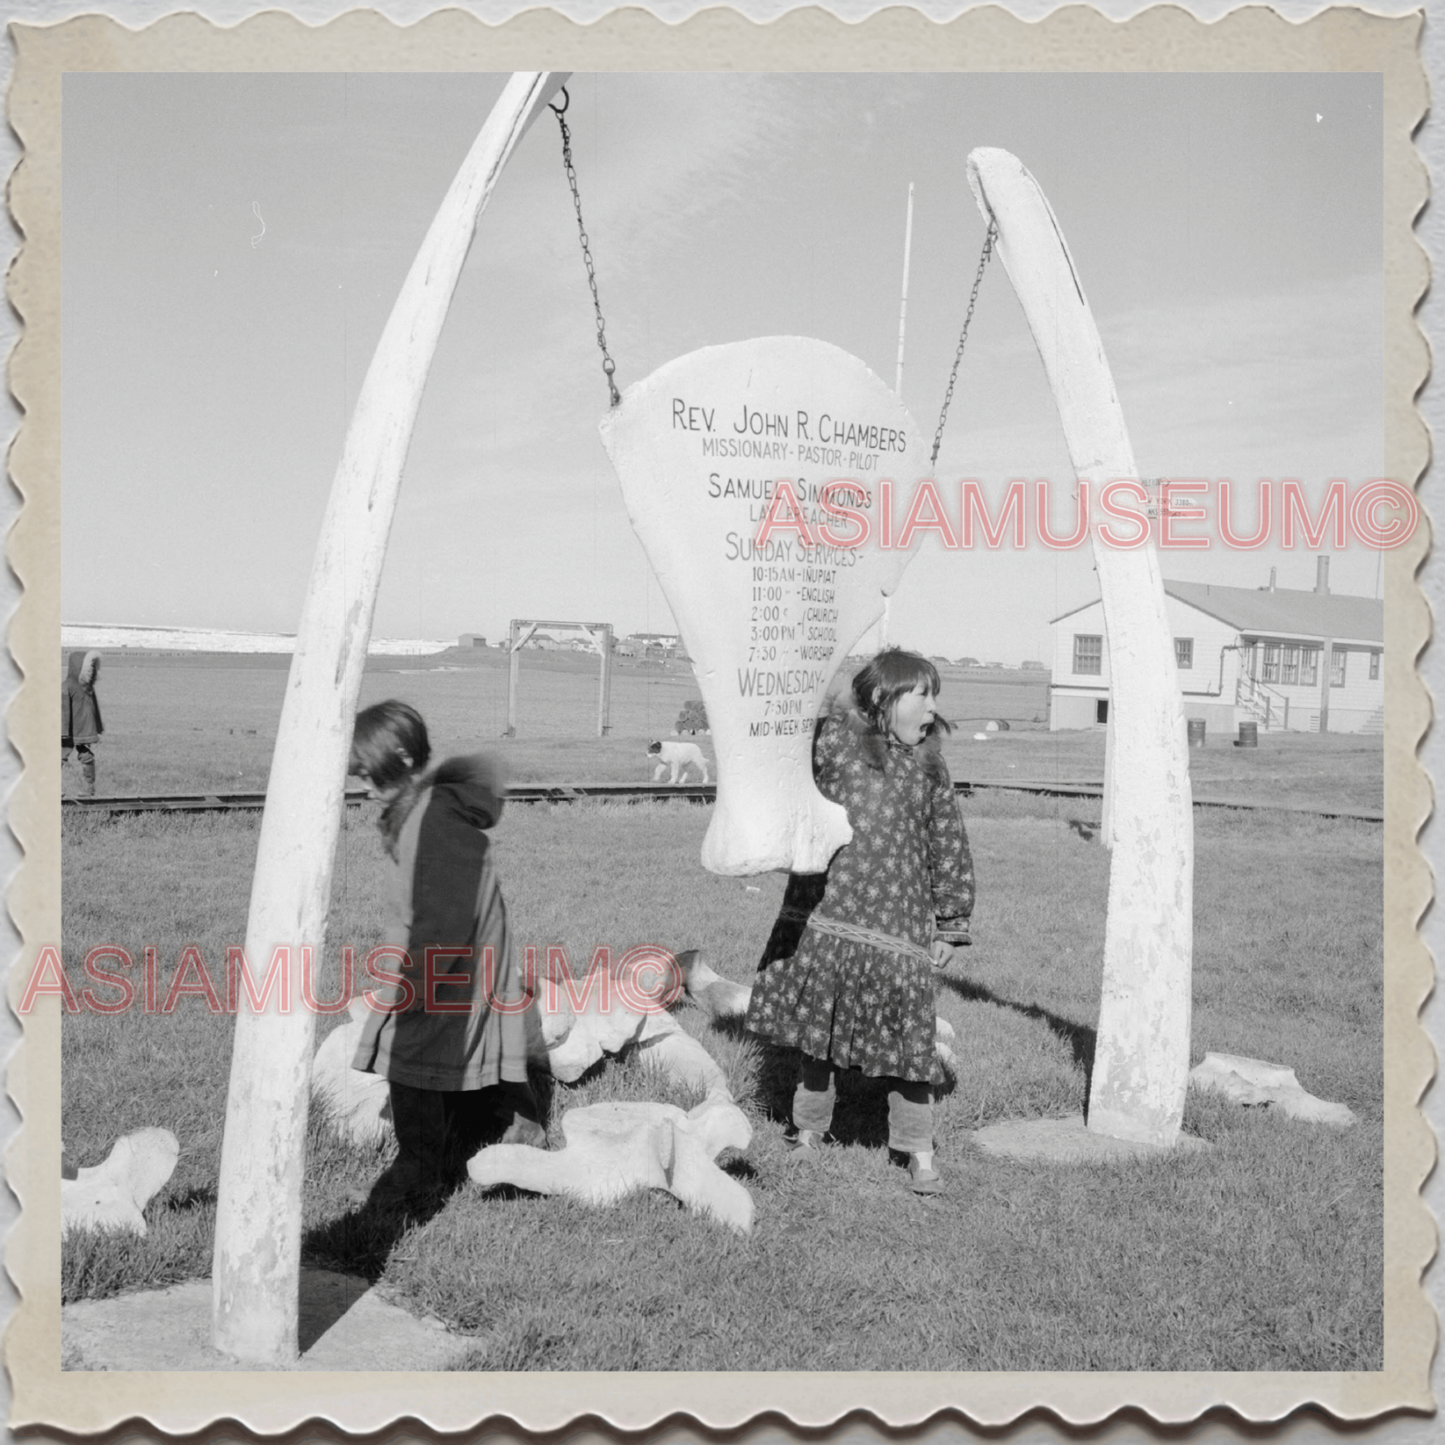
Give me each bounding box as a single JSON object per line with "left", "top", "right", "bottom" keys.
{"left": 467, "top": 1098, "right": 754, "bottom": 1234}
{"left": 636, "top": 1029, "right": 732, "bottom": 1099}
{"left": 311, "top": 1018, "right": 392, "bottom": 1147}
{"left": 534, "top": 987, "right": 576, "bottom": 1054}
{"left": 61, "top": 1127, "right": 180, "bottom": 1237}
{"left": 541, "top": 992, "right": 651, "bottom": 1084}
{"left": 1189, "top": 1052, "right": 1356, "bottom": 1127}
{"left": 966, "top": 147, "right": 1194, "bottom": 1150}
{"left": 601, "top": 337, "right": 925, "bottom": 875}
{"left": 676, "top": 949, "right": 753, "bottom": 1019}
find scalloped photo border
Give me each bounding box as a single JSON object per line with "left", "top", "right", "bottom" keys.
{"left": 3, "top": 4, "right": 1432, "bottom": 1434}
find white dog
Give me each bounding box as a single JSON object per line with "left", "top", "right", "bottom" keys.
{"left": 648, "top": 739, "right": 710, "bottom": 784}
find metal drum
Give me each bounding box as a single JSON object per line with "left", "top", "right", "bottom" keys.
{"left": 1237, "top": 721, "right": 1259, "bottom": 748}
{"left": 1186, "top": 718, "right": 1207, "bottom": 748}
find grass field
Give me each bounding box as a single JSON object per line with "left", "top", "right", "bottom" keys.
{"left": 68, "top": 649, "right": 1381, "bottom": 814}
{"left": 59, "top": 715, "right": 1385, "bottom": 1371}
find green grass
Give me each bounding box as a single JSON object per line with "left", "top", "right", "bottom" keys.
{"left": 67, "top": 649, "right": 1380, "bottom": 812}
{"left": 59, "top": 789, "right": 1383, "bottom": 1371}
{"left": 66, "top": 649, "right": 1057, "bottom": 794}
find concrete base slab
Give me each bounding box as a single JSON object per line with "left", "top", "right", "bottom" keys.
{"left": 62, "top": 1267, "right": 472, "bottom": 1371}
{"left": 968, "top": 1114, "right": 1211, "bottom": 1163}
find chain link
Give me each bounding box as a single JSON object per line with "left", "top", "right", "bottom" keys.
{"left": 930, "top": 219, "right": 997, "bottom": 466}
{"left": 551, "top": 88, "right": 621, "bottom": 408}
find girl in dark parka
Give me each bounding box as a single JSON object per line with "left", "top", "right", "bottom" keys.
{"left": 62, "top": 650, "right": 104, "bottom": 796}
{"left": 348, "top": 700, "right": 545, "bottom": 1210}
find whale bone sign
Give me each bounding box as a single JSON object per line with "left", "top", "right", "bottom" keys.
{"left": 601, "top": 337, "right": 924, "bottom": 876}
{"left": 209, "top": 73, "right": 570, "bottom": 1367}
{"left": 966, "top": 147, "right": 1194, "bottom": 1149}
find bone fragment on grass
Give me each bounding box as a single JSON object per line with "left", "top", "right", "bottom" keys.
{"left": 61, "top": 1127, "right": 179, "bottom": 1237}
{"left": 1189, "top": 1051, "right": 1356, "bottom": 1127}
{"left": 467, "top": 1096, "right": 755, "bottom": 1235}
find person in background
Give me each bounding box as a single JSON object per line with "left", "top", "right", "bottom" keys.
{"left": 348, "top": 699, "right": 546, "bottom": 1212}
{"left": 745, "top": 648, "right": 974, "bottom": 1195}
{"left": 62, "top": 650, "right": 104, "bottom": 797}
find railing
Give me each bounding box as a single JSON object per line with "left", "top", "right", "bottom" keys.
{"left": 1236, "top": 673, "right": 1289, "bottom": 731}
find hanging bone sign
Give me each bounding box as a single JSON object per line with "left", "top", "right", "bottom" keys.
{"left": 601, "top": 338, "right": 924, "bottom": 875}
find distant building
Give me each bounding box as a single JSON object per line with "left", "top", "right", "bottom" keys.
{"left": 458, "top": 633, "right": 488, "bottom": 648}
{"left": 624, "top": 631, "right": 689, "bottom": 661}
{"left": 1020, "top": 659, "right": 1047, "bottom": 671}
{"left": 1048, "top": 558, "right": 1382, "bottom": 734}
{"left": 954, "top": 656, "right": 980, "bottom": 667}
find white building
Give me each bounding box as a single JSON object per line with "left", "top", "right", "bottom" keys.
{"left": 1049, "top": 559, "right": 1383, "bottom": 735}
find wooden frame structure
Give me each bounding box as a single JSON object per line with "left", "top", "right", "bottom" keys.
{"left": 504, "top": 618, "right": 614, "bottom": 737}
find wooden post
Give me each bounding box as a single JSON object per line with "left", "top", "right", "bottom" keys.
{"left": 894, "top": 181, "right": 914, "bottom": 397}
{"left": 505, "top": 619, "right": 523, "bottom": 737}
{"left": 968, "top": 148, "right": 1194, "bottom": 1148}
{"left": 1320, "top": 638, "right": 1334, "bottom": 733}
{"left": 210, "top": 72, "right": 568, "bottom": 1366}
{"left": 598, "top": 625, "right": 614, "bottom": 736}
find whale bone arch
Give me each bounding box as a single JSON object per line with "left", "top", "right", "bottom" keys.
{"left": 210, "top": 73, "right": 571, "bottom": 1366}
{"left": 966, "top": 147, "right": 1194, "bottom": 1148}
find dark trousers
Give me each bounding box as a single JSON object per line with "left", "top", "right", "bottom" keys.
{"left": 375, "top": 1077, "right": 545, "bottom": 1206}
{"left": 62, "top": 742, "right": 96, "bottom": 795}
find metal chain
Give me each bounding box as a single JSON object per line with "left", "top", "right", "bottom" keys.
{"left": 930, "top": 219, "right": 997, "bottom": 466}
{"left": 550, "top": 88, "right": 621, "bottom": 408}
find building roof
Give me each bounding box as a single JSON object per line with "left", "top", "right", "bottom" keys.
{"left": 1051, "top": 580, "right": 1382, "bottom": 644}
{"left": 1163, "top": 580, "right": 1382, "bottom": 643}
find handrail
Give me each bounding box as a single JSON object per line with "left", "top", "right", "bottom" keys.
{"left": 1236, "top": 671, "right": 1290, "bottom": 730}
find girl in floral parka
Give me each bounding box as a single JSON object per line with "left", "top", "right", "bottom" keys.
{"left": 745, "top": 648, "right": 974, "bottom": 1194}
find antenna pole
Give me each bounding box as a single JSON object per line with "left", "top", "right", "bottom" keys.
{"left": 894, "top": 182, "right": 915, "bottom": 398}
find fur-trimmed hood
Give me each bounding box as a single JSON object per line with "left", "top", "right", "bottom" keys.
{"left": 428, "top": 752, "right": 507, "bottom": 831}
{"left": 818, "top": 694, "right": 946, "bottom": 778}
{"left": 378, "top": 751, "right": 507, "bottom": 858}
{"left": 67, "top": 651, "right": 102, "bottom": 688}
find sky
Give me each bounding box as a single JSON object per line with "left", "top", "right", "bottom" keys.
{"left": 62, "top": 70, "right": 1385, "bottom": 663}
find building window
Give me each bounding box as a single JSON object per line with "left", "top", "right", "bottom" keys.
{"left": 1261, "top": 643, "right": 1280, "bottom": 683}
{"left": 1331, "top": 647, "right": 1347, "bottom": 686}
{"left": 1073, "top": 634, "right": 1102, "bottom": 675}
{"left": 1301, "top": 647, "right": 1319, "bottom": 687}
{"left": 1281, "top": 645, "right": 1300, "bottom": 685}
{"left": 1369, "top": 652, "right": 1380, "bottom": 681}
{"left": 1174, "top": 638, "right": 1194, "bottom": 669}
{"left": 1096, "top": 698, "right": 1109, "bottom": 725}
